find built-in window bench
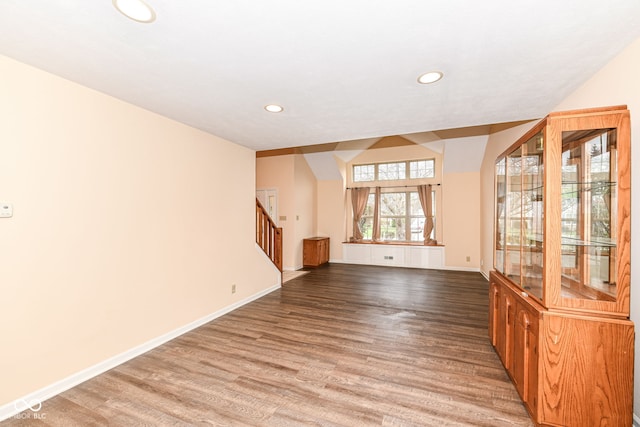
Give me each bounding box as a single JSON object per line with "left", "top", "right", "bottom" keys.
{"left": 342, "top": 242, "right": 444, "bottom": 269}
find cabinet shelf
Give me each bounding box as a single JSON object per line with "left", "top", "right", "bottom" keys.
{"left": 490, "top": 106, "right": 632, "bottom": 427}
{"left": 560, "top": 235, "right": 615, "bottom": 247}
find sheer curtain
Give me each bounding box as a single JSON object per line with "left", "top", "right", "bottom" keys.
{"left": 417, "top": 184, "right": 436, "bottom": 245}
{"left": 351, "top": 187, "right": 370, "bottom": 241}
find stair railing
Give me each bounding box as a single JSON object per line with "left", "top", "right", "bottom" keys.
{"left": 256, "top": 198, "right": 283, "bottom": 271}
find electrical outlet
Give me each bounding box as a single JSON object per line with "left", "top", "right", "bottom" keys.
{"left": 231, "top": 284, "right": 236, "bottom": 294}
{"left": 466, "top": 256, "right": 471, "bottom": 262}
{"left": 0, "top": 203, "right": 12, "bottom": 218}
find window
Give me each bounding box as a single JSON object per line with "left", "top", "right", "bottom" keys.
{"left": 378, "top": 162, "right": 406, "bottom": 180}
{"left": 359, "top": 190, "right": 436, "bottom": 242}
{"left": 409, "top": 160, "right": 435, "bottom": 179}
{"left": 353, "top": 159, "right": 435, "bottom": 182}
{"left": 359, "top": 193, "right": 376, "bottom": 239}
{"left": 353, "top": 164, "right": 375, "bottom": 182}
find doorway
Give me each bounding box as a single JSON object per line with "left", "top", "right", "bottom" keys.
{"left": 256, "top": 189, "right": 278, "bottom": 223}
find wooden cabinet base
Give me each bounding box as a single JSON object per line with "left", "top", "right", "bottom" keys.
{"left": 303, "top": 237, "right": 330, "bottom": 267}
{"left": 490, "top": 271, "right": 634, "bottom": 427}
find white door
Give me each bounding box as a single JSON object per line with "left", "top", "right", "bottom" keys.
{"left": 256, "top": 189, "right": 277, "bottom": 223}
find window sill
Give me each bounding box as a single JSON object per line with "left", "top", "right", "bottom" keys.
{"left": 343, "top": 241, "right": 444, "bottom": 247}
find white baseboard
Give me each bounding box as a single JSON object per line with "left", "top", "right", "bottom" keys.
{"left": 438, "top": 266, "right": 482, "bottom": 273}
{"left": 480, "top": 270, "right": 489, "bottom": 281}
{"left": 0, "top": 282, "right": 281, "bottom": 422}
{"left": 633, "top": 413, "right": 640, "bottom": 426}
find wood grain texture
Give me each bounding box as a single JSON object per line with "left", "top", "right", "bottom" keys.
{"left": 540, "top": 313, "right": 634, "bottom": 427}
{"left": 5, "top": 264, "right": 533, "bottom": 426}
{"left": 491, "top": 270, "right": 634, "bottom": 427}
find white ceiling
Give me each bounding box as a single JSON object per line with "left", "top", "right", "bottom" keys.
{"left": 1, "top": 1, "right": 639, "bottom": 151}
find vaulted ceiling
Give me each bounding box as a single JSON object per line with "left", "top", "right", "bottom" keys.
{"left": 1, "top": 1, "right": 639, "bottom": 151}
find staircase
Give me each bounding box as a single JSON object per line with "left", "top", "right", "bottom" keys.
{"left": 256, "top": 198, "right": 283, "bottom": 271}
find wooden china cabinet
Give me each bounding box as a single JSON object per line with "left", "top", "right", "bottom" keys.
{"left": 489, "top": 106, "right": 634, "bottom": 427}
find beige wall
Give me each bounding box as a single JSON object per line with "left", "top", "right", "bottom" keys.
{"left": 480, "top": 36, "right": 640, "bottom": 417}
{"left": 442, "top": 172, "right": 481, "bottom": 269}
{"left": 294, "top": 154, "right": 318, "bottom": 267}
{"left": 317, "top": 179, "right": 346, "bottom": 260}
{"left": 256, "top": 155, "right": 296, "bottom": 269}
{"left": 0, "top": 54, "right": 280, "bottom": 408}
{"left": 256, "top": 154, "right": 318, "bottom": 269}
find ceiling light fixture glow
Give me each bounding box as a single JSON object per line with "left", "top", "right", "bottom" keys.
{"left": 417, "top": 71, "right": 444, "bottom": 84}
{"left": 113, "top": 0, "right": 156, "bottom": 23}
{"left": 264, "top": 104, "right": 284, "bottom": 113}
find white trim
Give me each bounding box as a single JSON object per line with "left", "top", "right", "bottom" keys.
{"left": 480, "top": 270, "right": 489, "bottom": 281}
{"left": 437, "top": 266, "right": 482, "bottom": 273}
{"left": 331, "top": 258, "right": 481, "bottom": 273}
{"left": 0, "top": 282, "right": 281, "bottom": 422}
{"left": 633, "top": 413, "right": 640, "bottom": 427}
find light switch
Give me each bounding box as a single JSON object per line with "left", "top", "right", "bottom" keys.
{"left": 0, "top": 203, "right": 13, "bottom": 218}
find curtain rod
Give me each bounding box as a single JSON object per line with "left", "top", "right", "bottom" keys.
{"left": 346, "top": 183, "right": 441, "bottom": 190}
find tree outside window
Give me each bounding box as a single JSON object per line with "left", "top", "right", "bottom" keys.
{"left": 378, "top": 162, "right": 406, "bottom": 180}
{"left": 360, "top": 190, "right": 435, "bottom": 242}
{"left": 409, "top": 160, "right": 435, "bottom": 179}
{"left": 353, "top": 164, "right": 375, "bottom": 182}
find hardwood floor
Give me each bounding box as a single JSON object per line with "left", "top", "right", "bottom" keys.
{"left": 5, "top": 264, "right": 533, "bottom": 426}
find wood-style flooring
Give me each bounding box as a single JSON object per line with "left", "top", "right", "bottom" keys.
{"left": 5, "top": 264, "right": 533, "bottom": 426}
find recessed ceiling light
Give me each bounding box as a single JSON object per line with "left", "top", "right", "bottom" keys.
{"left": 417, "top": 71, "right": 444, "bottom": 84}
{"left": 113, "top": 0, "right": 156, "bottom": 23}
{"left": 264, "top": 104, "right": 284, "bottom": 113}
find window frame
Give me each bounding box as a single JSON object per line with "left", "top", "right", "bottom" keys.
{"left": 359, "top": 189, "right": 436, "bottom": 243}
{"left": 353, "top": 159, "right": 435, "bottom": 183}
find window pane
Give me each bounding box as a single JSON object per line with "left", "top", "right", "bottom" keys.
{"left": 380, "top": 217, "right": 406, "bottom": 240}
{"left": 409, "top": 191, "right": 435, "bottom": 242}
{"left": 409, "top": 192, "right": 424, "bottom": 216}
{"left": 378, "top": 162, "right": 406, "bottom": 180}
{"left": 431, "top": 190, "right": 436, "bottom": 216}
{"left": 410, "top": 160, "right": 435, "bottom": 179}
{"left": 358, "top": 194, "right": 376, "bottom": 240}
{"left": 362, "top": 193, "right": 376, "bottom": 216}
{"left": 359, "top": 217, "right": 373, "bottom": 240}
{"left": 380, "top": 193, "right": 406, "bottom": 215}
{"left": 353, "top": 164, "right": 374, "bottom": 182}
{"left": 410, "top": 217, "right": 425, "bottom": 241}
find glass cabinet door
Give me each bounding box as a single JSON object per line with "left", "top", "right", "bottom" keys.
{"left": 495, "top": 158, "right": 506, "bottom": 274}
{"left": 520, "top": 132, "right": 544, "bottom": 300}
{"left": 560, "top": 128, "right": 617, "bottom": 302}
{"left": 505, "top": 147, "right": 522, "bottom": 285}
{"left": 494, "top": 106, "right": 629, "bottom": 316}
{"left": 495, "top": 131, "right": 544, "bottom": 300}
